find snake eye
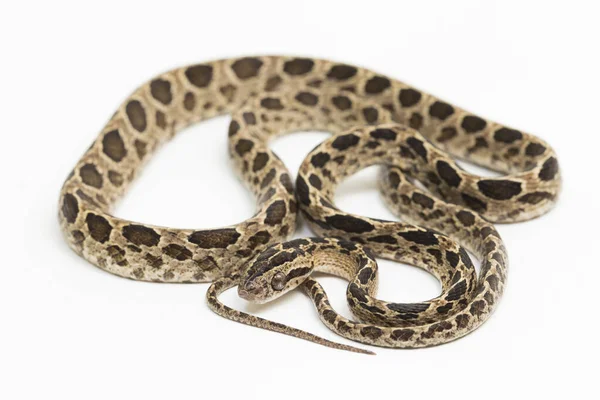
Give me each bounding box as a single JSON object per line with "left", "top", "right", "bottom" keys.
{"left": 271, "top": 272, "right": 286, "bottom": 291}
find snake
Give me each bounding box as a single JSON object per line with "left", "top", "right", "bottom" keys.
{"left": 58, "top": 56, "right": 560, "bottom": 353}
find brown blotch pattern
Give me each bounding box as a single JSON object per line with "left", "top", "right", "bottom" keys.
{"left": 126, "top": 100, "right": 147, "bottom": 132}
{"left": 122, "top": 225, "right": 161, "bottom": 247}
{"left": 102, "top": 130, "right": 127, "bottom": 162}
{"left": 150, "top": 79, "right": 172, "bottom": 105}
{"left": 80, "top": 164, "right": 103, "bottom": 189}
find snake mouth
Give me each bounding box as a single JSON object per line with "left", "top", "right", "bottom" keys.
{"left": 238, "top": 284, "right": 265, "bottom": 302}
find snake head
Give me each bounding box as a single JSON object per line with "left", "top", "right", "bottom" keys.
{"left": 238, "top": 239, "right": 315, "bottom": 304}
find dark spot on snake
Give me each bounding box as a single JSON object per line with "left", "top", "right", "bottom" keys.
{"left": 183, "top": 92, "right": 195, "bottom": 111}
{"left": 310, "top": 152, "right": 330, "bottom": 167}
{"left": 427, "top": 172, "right": 441, "bottom": 185}
{"left": 283, "top": 58, "right": 314, "bottom": 75}
{"left": 332, "top": 95, "right": 352, "bottom": 110}
{"left": 365, "top": 76, "right": 391, "bottom": 94}
{"left": 264, "top": 75, "right": 282, "bottom": 91}
{"left": 459, "top": 248, "right": 474, "bottom": 269}
{"left": 264, "top": 200, "right": 287, "bottom": 226}
{"left": 295, "top": 91, "right": 318, "bottom": 106}
{"left": 260, "top": 168, "right": 276, "bottom": 189}
{"left": 85, "top": 213, "right": 112, "bottom": 243}
{"left": 461, "top": 115, "right": 487, "bottom": 133}
{"left": 456, "top": 210, "right": 476, "bottom": 226}
{"left": 357, "top": 267, "right": 373, "bottom": 285}
{"left": 102, "top": 130, "right": 127, "bottom": 162}
{"left": 331, "top": 133, "right": 360, "bottom": 150}
{"left": 370, "top": 128, "right": 397, "bottom": 141}
{"left": 122, "top": 225, "right": 160, "bottom": 247}
{"left": 397, "top": 230, "right": 438, "bottom": 246}
{"left": 252, "top": 152, "right": 269, "bottom": 172}
{"left": 308, "top": 174, "right": 322, "bottom": 189}
{"left": 387, "top": 171, "right": 401, "bottom": 188}
{"left": 242, "top": 112, "right": 257, "bottom": 125}
{"left": 80, "top": 164, "right": 103, "bottom": 188}
{"left": 427, "top": 249, "right": 443, "bottom": 264}
{"left": 477, "top": 179, "right": 522, "bottom": 200}
{"left": 399, "top": 145, "right": 415, "bottom": 159}
{"left": 461, "top": 193, "right": 488, "bottom": 212}
{"left": 185, "top": 64, "right": 213, "bottom": 88}
{"left": 367, "top": 235, "right": 396, "bottom": 244}
{"left": 325, "top": 215, "right": 375, "bottom": 233}
{"left": 231, "top": 57, "right": 263, "bottom": 79}
{"left": 248, "top": 231, "right": 272, "bottom": 249}
{"left": 326, "top": 64, "right": 357, "bottom": 80}
{"left": 362, "top": 107, "right": 379, "bottom": 123}
{"left": 150, "top": 78, "right": 172, "bottom": 105}
{"left": 282, "top": 238, "right": 311, "bottom": 249}
{"left": 409, "top": 113, "right": 423, "bottom": 129}
{"left": 387, "top": 302, "right": 430, "bottom": 314}
{"left": 268, "top": 251, "right": 297, "bottom": 268}
{"left": 484, "top": 274, "right": 500, "bottom": 293}
{"left": 155, "top": 111, "right": 166, "bottom": 129}
{"left": 338, "top": 241, "right": 357, "bottom": 252}
{"left": 471, "top": 137, "right": 489, "bottom": 151}
{"left": 314, "top": 293, "right": 324, "bottom": 305}
{"left": 62, "top": 194, "right": 79, "bottom": 223}
{"left": 144, "top": 254, "right": 163, "bottom": 269}
{"left": 438, "top": 127, "right": 457, "bottom": 142}
{"left": 162, "top": 244, "right": 192, "bottom": 260}
{"left": 125, "top": 100, "right": 147, "bottom": 132}
{"left": 538, "top": 157, "right": 558, "bottom": 181}
{"left": 406, "top": 137, "right": 427, "bottom": 160}
{"left": 518, "top": 191, "right": 554, "bottom": 204}
{"left": 260, "top": 97, "right": 284, "bottom": 110}
{"left": 436, "top": 160, "right": 462, "bottom": 188}
{"left": 188, "top": 229, "right": 241, "bottom": 248}
{"left": 436, "top": 303, "right": 453, "bottom": 314}
{"left": 279, "top": 173, "right": 294, "bottom": 194}
{"left": 228, "top": 120, "right": 240, "bottom": 137}
{"left": 107, "top": 245, "right": 127, "bottom": 266}
{"left": 360, "top": 326, "right": 383, "bottom": 340}
{"left": 75, "top": 189, "right": 98, "bottom": 208}
{"left": 525, "top": 142, "right": 546, "bottom": 157}
{"left": 235, "top": 139, "right": 254, "bottom": 156}
{"left": 445, "top": 251, "right": 459, "bottom": 268}
{"left": 494, "top": 128, "right": 522, "bottom": 143}
{"left": 398, "top": 88, "right": 422, "bottom": 107}
{"left": 481, "top": 226, "right": 500, "bottom": 239}
{"left": 429, "top": 101, "right": 454, "bottom": 120}
{"left": 348, "top": 283, "right": 368, "bottom": 302}
{"left": 412, "top": 193, "right": 434, "bottom": 209}
{"left": 296, "top": 176, "right": 311, "bottom": 206}
{"left": 134, "top": 140, "right": 147, "bottom": 159}
{"left": 455, "top": 314, "right": 470, "bottom": 329}
{"left": 322, "top": 309, "right": 337, "bottom": 324}
{"left": 446, "top": 280, "right": 467, "bottom": 301}
{"left": 285, "top": 266, "right": 311, "bottom": 282}
{"left": 491, "top": 252, "right": 505, "bottom": 266}
{"left": 391, "top": 329, "right": 415, "bottom": 341}
{"left": 469, "top": 300, "right": 486, "bottom": 317}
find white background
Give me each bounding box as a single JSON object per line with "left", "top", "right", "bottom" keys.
{"left": 3, "top": 1, "right": 599, "bottom": 399}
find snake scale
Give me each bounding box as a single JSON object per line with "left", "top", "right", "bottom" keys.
{"left": 59, "top": 56, "right": 560, "bottom": 353}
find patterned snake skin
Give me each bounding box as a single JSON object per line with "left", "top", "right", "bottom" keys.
{"left": 58, "top": 56, "right": 560, "bottom": 353}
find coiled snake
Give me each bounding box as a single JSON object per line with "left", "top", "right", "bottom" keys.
{"left": 58, "top": 56, "right": 560, "bottom": 353}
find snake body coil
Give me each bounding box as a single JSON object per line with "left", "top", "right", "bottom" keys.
{"left": 59, "top": 56, "right": 560, "bottom": 351}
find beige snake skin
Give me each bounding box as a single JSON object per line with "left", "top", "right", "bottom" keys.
{"left": 58, "top": 56, "right": 560, "bottom": 352}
